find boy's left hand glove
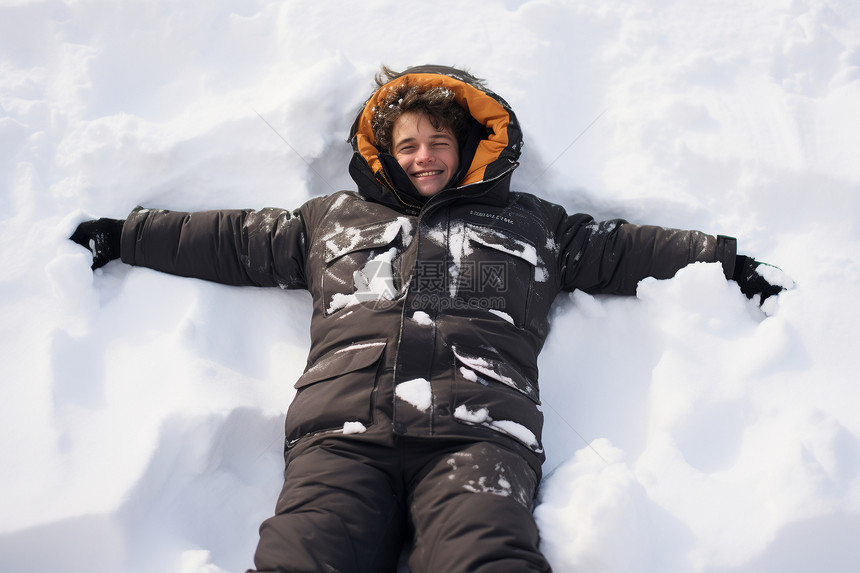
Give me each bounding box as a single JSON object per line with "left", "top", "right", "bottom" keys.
{"left": 732, "top": 255, "right": 793, "bottom": 304}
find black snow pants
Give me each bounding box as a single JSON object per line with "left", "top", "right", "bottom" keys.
{"left": 248, "top": 434, "right": 552, "bottom": 573}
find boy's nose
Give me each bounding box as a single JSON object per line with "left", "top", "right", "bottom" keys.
{"left": 415, "top": 145, "right": 433, "bottom": 163}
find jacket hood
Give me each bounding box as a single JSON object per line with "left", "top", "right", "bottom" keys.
{"left": 348, "top": 65, "right": 523, "bottom": 210}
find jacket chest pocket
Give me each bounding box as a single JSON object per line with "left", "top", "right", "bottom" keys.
{"left": 453, "top": 223, "right": 538, "bottom": 328}
{"left": 285, "top": 339, "right": 387, "bottom": 445}
{"left": 320, "top": 219, "right": 411, "bottom": 316}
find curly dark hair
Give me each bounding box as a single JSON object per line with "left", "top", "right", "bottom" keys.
{"left": 370, "top": 66, "right": 475, "bottom": 154}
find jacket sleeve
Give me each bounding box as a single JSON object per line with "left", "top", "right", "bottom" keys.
{"left": 120, "top": 205, "right": 309, "bottom": 289}
{"left": 557, "top": 214, "right": 737, "bottom": 296}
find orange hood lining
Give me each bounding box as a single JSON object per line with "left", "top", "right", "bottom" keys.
{"left": 354, "top": 73, "right": 511, "bottom": 187}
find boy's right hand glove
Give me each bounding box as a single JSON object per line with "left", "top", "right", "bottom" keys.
{"left": 732, "top": 255, "right": 793, "bottom": 304}
{"left": 69, "top": 218, "right": 125, "bottom": 270}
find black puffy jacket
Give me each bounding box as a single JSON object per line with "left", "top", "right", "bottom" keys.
{"left": 121, "top": 67, "right": 736, "bottom": 473}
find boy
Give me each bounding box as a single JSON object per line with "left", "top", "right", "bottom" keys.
{"left": 71, "top": 65, "right": 787, "bottom": 572}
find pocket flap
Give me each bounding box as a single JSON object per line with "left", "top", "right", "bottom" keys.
{"left": 452, "top": 346, "right": 539, "bottom": 403}
{"left": 465, "top": 224, "right": 537, "bottom": 265}
{"left": 324, "top": 219, "right": 408, "bottom": 263}
{"left": 296, "top": 339, "right": 387, "bottom": 389}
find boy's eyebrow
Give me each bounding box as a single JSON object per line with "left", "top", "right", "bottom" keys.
{"left": 395, "top": 132, "right": 456, "bottom": 147}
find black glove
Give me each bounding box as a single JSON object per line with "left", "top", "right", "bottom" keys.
{"left": 732, "top": 255, "right": 791, "bottom": 304}
{"left": 69, "top": 218, "right": 125, "bottom": 270}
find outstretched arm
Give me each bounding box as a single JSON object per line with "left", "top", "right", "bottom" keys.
{"left": 557, "top": 216, "right": 789, "bottom": 304}
{"left": 558, "top": 218, "right": 736, "bottom": 294}
{"left": 70, "top": 206, "right": 309, "bottom": 290}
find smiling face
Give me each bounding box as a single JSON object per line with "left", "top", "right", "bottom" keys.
{"left": 391, "top": 111, "right": 460, "bottom": 197}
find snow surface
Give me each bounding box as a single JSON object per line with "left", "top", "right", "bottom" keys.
{"left": 2, "top": 1, "right": 860, "bottom": 572}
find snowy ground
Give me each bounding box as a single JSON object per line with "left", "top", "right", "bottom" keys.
{"left": 2, "top": 1, "right": 860, "bottom": 572}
